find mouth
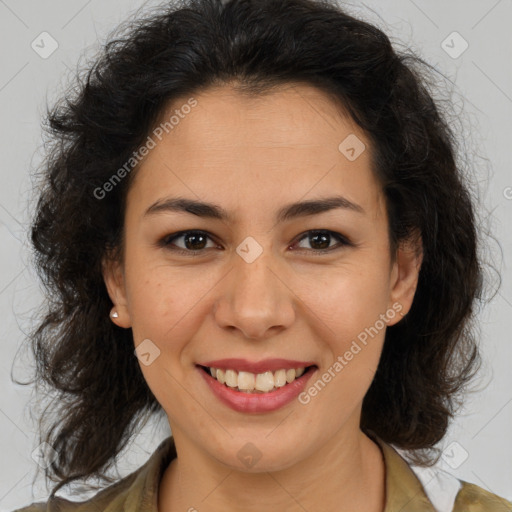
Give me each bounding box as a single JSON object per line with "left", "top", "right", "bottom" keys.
{"left": 197, "top": 364, "right": 318, "bottom": 394}
{"left": 197, "top": 362, "right": 318, "bottom": 413}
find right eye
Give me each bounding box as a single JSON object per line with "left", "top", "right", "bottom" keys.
{"left": 159, "top": 230, "right": 220, "bottom": 255}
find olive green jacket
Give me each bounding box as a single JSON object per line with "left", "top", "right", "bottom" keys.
{"left": 13, "top": 435, "right": 512, "bottom": 511}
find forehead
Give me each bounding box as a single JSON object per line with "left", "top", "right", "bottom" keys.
{"left": 126, "top": 83, "right": 384, "bottom": 222}
{"left": 159, "top": 83, "right": 354, "bottom": 149}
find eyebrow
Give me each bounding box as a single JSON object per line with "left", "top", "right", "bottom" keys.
{"left": 144, "top": 195, "right": 365, "bottom": 223}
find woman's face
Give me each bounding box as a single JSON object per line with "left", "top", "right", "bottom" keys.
{"left": 104, "top": 83, "right": 421, "bottom": 471}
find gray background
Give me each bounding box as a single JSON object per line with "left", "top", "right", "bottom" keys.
{"left": 1, "top": 0, "right": 511, "bottom": 510}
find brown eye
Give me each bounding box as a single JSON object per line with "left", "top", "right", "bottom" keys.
{"left": 161, "top": 230, "right": 217, "bottom": 253}
{"left": 159, "top": 229, "right": 351, "bottom": 256}
{"left": 293, "top": 230, "right": 351, "bottom": 254}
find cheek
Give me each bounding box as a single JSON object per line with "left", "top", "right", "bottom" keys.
{"left": 293, "top": 269, "right": 390, "bottom": 427}
{"left": 123, "top": 253, "right": 221, "bottom": 351}
{"left": 127, "top": 274, "right": 187, "bottom": 342}
{"left": 123, "top": 235, "right": 392, "bottom": 354}
{"left": 297, "top": 263, "right": 391, "bottom": 341}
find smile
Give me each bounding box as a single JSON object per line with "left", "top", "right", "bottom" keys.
{"left": 203, "top": 366, "right": 309, "bottom": 393}
{"left": 197, "top": 363, "right": 318, "bottom": 413}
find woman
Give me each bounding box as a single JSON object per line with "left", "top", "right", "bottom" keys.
{"left": 13, "top": 0, "right": 511, "bottom": 510}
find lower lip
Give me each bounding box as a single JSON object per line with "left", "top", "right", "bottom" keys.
{"left": 197, "top": 365, "right": 317, "bottom": 413}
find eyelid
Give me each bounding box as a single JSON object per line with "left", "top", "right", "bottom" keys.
{"left": 159, "top": 230, "right": 219, "bottom": 253}
{"left": 292, "top": 230, "right": 352, "bottom": 253}
{"left": 159, "top": 229, "right": 352, "bottom": 255}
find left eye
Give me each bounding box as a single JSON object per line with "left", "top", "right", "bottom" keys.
{"left": 293, "top": 230, "right": 350, "bottom": 253}
{"left": 160, "top": 229, "right": 350, "bottom": 254}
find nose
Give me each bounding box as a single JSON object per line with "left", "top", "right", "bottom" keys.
{"left": 213, "top": 243, "right": 296, "bottom": 340}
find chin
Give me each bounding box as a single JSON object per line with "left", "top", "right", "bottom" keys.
{"left": 208, "top": 435, "right": 306, "bottom": 473}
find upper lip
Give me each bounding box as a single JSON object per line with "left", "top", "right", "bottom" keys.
{"left": 199, "top": 358, "right": 317, "bottom": 374}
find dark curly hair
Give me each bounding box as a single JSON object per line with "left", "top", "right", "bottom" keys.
{"left": 16, "top": 0, "right": 489, "bottom": 499}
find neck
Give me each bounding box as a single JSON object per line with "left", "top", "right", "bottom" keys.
{"left": 158, "top": 425, "right": 386, "bottom": 512}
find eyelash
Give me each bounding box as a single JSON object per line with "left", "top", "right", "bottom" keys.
{"left": 158, "top": 229, "right": 352, "bottom": 256}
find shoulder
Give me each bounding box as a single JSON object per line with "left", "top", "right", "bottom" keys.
{"left": 9, "top": 462, "right": 146, "bottom": 512}
{"left": 380, "top": 437, "right": 511, "bottom": 512}
{"left": 11, "top": 504, "right": 46, "bottom": 512}
{"left": 453, "top": 480, "right": 512, "bottom": 511}
{"left": 11, "top": 436, "right": 176, "bottom": 512}
{"left": 408, "top": 460, "right": 511, "bottom": 511}
{"left": 9, "top": 482, "right": 139, "bottom": 512}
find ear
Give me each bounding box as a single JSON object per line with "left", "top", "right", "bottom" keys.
{"left": 387, "top": 232, "right": 423, "bottom": 326}
{"left": 102, "top": 251, "right": 132, "bottom": 329}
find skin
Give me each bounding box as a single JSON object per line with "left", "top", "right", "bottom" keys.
{"left": 103, "top": 83, "right": 423, "bottom": 512}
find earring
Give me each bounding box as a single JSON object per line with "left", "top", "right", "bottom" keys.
{"left": 110, "top": 309, "right": 119, "bottom": 319}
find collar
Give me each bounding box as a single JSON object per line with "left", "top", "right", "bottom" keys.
{"left": 370, "top": 434, "right": 438, "bottom": 511}
{"left": 98, "top": 434, "right": 437, "bottom": 512}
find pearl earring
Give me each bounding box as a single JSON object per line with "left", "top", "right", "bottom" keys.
{"left": 111, "top": 309, "right": 119, "bottom": 319}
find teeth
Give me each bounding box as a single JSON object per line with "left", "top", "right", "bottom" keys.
{"left": 274, "top": 369, "right": 287, "bottom": 387}
{"left": 225, "top": 369, "right": 238, "bottom": 388}
{"left": 238, "top": 371, "right": 255, "bottom": 391}
{"left": 206, "top": 366, "right": 309, "bottom": 393}
{"left": 255, "top": 371, "right": 274, "bottom": 392}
